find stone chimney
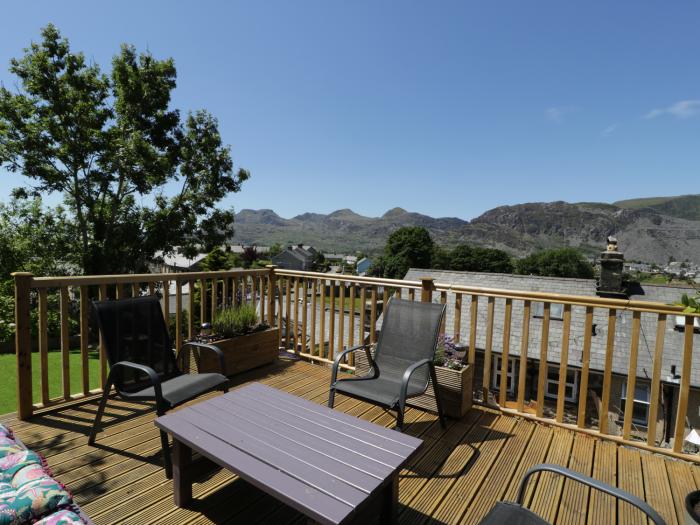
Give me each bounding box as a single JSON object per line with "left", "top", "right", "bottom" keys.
{"left": 597, "top": 236, "right": 626, "bottom": 297}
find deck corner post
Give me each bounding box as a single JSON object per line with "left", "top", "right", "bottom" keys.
{"left": 420, "top": 277, "right": 434, "bottom": 303}
{"left": 266, "top": 265, "right": 277, "bottom": 327}
{"left": 12, "top": 271, "right": 33, "bottom": 420}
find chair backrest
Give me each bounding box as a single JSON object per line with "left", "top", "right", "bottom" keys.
{"left": 93, "top": 295, "right": 180, "bottom": 394}
{"left": 373, "top": 298, "right": 446, "bottom": 387}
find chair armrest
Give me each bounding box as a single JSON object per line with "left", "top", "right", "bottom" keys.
{"left": 111, "top": 361, "right": 164, "bottom": 405}
{"left": 181, "top": 341, "right": 226, "bottom": 374}
{"left": 331, "top": 344, "right": 375, "bottom": 385}
{"left": 516, "top": 464, "right": 666, "bottom": 525}
{"left": 399, "top": 358, "right": 433, "bottom": 407}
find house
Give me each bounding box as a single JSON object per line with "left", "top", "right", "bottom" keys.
{"left": 404, "top": 244, "right": 700, "bottom": 443}
{"left": 226, "top": 244, "right": 270, "bottom": 255}
{"left": 152, "top": 250, "right": 207, "bottom": 273}
{"left": 356, "top": 257, "right": 372, "bottom": 275}
{"left": 272, "top": 244, "right": 317, "bottom": 271}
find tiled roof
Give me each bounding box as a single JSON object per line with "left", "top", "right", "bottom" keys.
{"left": 404, "top": 268, "right": 700, "bottom": 387}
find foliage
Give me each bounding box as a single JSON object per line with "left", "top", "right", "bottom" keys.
{"left": 268, "top": 243, "right": 283, "bottom": 257}
{"left": 515, "top": 247, "right": 594, "bottom": 279}
{"left": 200, "top": 248, "right": 232, "bottom": 272}
{"left": 433, "top": 335, "right": 466, "bottom": 370}
{"left": 240, "top": 246, "right": 259, "bottom": 268}
{"left": 679, "top": 291, "right": 700, "bottom": 314}
{"left": 212, "top": 303, "right": 264, "bottom": 338}
{"left": 448, "top": 244, "right": 514, "bottom": 273}
{"left": 0, "top": 24, "right": 249, "bottom": 275}
{"left": 371, "top": 227, "right": 434, "bottom": 279}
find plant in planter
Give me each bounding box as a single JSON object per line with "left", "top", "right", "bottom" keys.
{"left": 196, "top": 303, "right": 278, "bottom": 376}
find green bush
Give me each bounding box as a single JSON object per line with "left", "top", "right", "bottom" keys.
{"left": 212, "top": 303, "right": 261, "bottom": 338}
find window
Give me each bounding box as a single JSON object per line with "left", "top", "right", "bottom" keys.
{"left": 491, "top": 355, "right": 516, "bottom": 394}
{"left": 544, "top": 365, "right": 578, "bottom": 402}
{"left": 620, "top": 382, "right": 651, "bottom": 427}
{"left": 533, "top": 302, "right": 564, "bottom": 320}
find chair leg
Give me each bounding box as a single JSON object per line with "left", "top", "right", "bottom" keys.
{"left": 328, "top": 388, "right": 336, "bottom": 409}
{"left": 88, "top": 378, "right": 112, "bottom": 445}
{"left": 396, "top": 407, "right": 404, "bottom": 432}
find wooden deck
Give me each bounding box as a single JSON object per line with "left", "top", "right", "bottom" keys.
{"left": 3, "top": 359, "right": 699, "bottom": 525}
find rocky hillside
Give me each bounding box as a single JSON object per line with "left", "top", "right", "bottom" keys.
{"left": 231, "top": 196, "right": 700, "bottom": 264}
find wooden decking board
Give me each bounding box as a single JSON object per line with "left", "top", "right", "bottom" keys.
{"left": 397, "top": 411, "right": 484, "bottom": 508}
{"left": 501, "top": 424, "right": 554, "bottom": 502}
{"left": 588, "top": 439, "right": 617, "bottom": 525}
{"left": 428, "top": 416, "right": 518, "bottom": 525}
{"left": 618, "top": 446, "right": 646, "bottom": 525}
{"left": 555, "top": 433, "right": 595, "bottom": 525}
{"left": 666, "top": 459, "right": 698, "bottom": 525}
{"left": 528, "top": 427, "right": 575, "bottom": 523}
{"left": 459, "top": 420, "right": 536, "bottom": 524}
{"left": 641, "top": 453, "right": 677, "bottom": 525}
{"left": 2, "top": 360, "right": 699, "bottom": 525}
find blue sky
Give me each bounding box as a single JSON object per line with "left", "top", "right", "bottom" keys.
{"left": 1, "top": 1, "right": 699, "bottom": 220}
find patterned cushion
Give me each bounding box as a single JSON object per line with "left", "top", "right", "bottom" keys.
{"left": 0, "top": 426, "right": 23, "bottom": 460}
{"left": 0, "top": 442, "right": 73, "bottom": 525}
{"left": 32, "top": 509, "right": 85, "bottom": 525}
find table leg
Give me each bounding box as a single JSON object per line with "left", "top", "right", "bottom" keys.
{"left": 173, "top": 438, "right": 192, "bottom": 507}
{"left": 379, "top": 472, "right": 399, "bottom": 524}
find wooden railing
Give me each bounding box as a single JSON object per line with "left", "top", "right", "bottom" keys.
{"left": 12, "top": 268, "right": 274, "bottom": 419}
{"left": 12, "top": 267, "right": 700, "bottom": 462}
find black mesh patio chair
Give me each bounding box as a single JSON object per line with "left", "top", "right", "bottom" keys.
{"left": 88, "top": 295, "right": 229, "bottom": 478}
{"left": 328, "top": 297, "right": 447, "bottom": 431}
{"left": 478, "top": 464, "right": 666, "bottom": 525}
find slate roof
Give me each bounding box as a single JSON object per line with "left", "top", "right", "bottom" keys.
{"left": 404, "top": 268, "right": 700, "bottom": 388}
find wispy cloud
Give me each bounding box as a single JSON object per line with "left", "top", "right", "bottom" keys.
{"left": 545, "top": 106, "right": 579, "bottom": 123}
{"left": 601, "top": 123, "right": 619, "bottom": 137}
{"left": 644, "top": 99, "right": 700, "bottom": 120}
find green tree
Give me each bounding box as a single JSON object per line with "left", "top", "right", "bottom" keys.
{"left": 200, "top": 247, "right": 230, "bottom": 272}
{"left": 449, "top": 245, "right": 513, "bottom": 273}
{"left": 372, "top": 227, "right": 434, "bottom": 279}
{"left": 0, "top": 25, "right": 249, "bottom": 275}
{"left": 515, "top": 247, "right": 594, "bottom": 279}
{"left": 268, "top": 243, "right": 283, "bottom": 257}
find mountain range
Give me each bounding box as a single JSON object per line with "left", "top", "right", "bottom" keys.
{"left": 231, "top": 194, "right": 700, "bottom": 264}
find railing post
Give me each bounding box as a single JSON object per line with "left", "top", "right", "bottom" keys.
{"left": 266, "top": 265, "right": 277, "bottom": 327}
{"left": 13, "top": 272, "right": 33, "bottom": 420}
{"left": 420, "top": 277, "right": 434, "bottom": 302}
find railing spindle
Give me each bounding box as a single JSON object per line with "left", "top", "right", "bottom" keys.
{"left": 12, "top": 272, "right": 33, "bottom": 419}
{"left": 499, "top": 298, "right": 512, "bottom": 406}
{"left": 577, "top": 306, "right": 593, "bottom": 428}
{"left": 556, "top": 304, "right": 571, "bottom": 423}
{"left": 454, "top": 293, "right": 462, "bottom": 343}
{"left": 536, "top": 302, "right": 550, "bottom": 418}
{"left": 310, "top": 279, "right": 317, "bottom": 356}
{"left": 599, "top": 309, "right": 617, "bottom": 434}
{"left": 359, "top": 286, "right": 367, "bottom": 345}
{"left": 211, "top": 278, "right": 218, "bottom": 320}
{"left": 482, "top": 296, "right": 495, "bottom": 401}
{"left": 301, "top": 279, "right": 309, "bottom": 353}
{"left": 199, "top": 278, "right": 206, "bottom": 325}
{"left": 162, "top": 280, "right": 170, "bottom": 326}
{"left": 319, "top": 279, "right": 326, "bottom": 357}
{"left": 647, "top": 314, "right": 666, "bottom": 446}
{"left": 38, "top": 288, "right": 49, "bottom": 405}
{"left": 175, "top": 280, "right": 183, "bottom": 353}
{"left": 468, "top": 295, "right": 479, "bottom": 366}
{"left": 79, "top": 285, "right": 90, "bottom": 395}
{"left": 348, "top": 284, "right": 356, "bottom": 365}
{"left": 188, "top": 280, "right": 195, "bottom": 339}
{"left": 337, "top": 282, "right": 345, "bottom": 356}
{"left": 285, "top": 277, "right": 292, "bottom": 350}
{"left": 60, "top": 286, "right": 70, "bottom": 400}
{"left": 408, "top": 288, "right": 415, "bottom": 301}
{"left": 622, "top": 310, "right": 641, "bottom": 439}
{"left": 440, "top": 290, "right": 447, "bottom": 335}
{"left": 328, "top": 280, "right": 336, "bottom": 359}
{"left": 673, "top": 315, "right": 695, "bottom": 452}
{"left": 99, "top": 284, "right": 108, "bottom": 386}
{"left": 516, "top": 300, "right": 530, "bottom": 412}
{"left": 370, "top": 287, "right": 378, "bottom": 344}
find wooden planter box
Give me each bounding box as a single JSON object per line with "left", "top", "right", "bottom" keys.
{"left": 355, "top": 353, "right": 473, "bottom": 419}
{"left": 197, "top": 327, "right": 279, "bottom": 377}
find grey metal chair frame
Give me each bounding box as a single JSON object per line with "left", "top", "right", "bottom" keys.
{"left": 88, "top": 296, "right": 229, "bottom": 479}
{"left": 328, "top": 298, "right": 447, "bottom": 431}
{"left": 479, "top": 463, "right": 666, "bottom": 525}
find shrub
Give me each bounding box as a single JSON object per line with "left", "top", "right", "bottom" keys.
{"left": 212, "top": 303, "right": 262, "bottom": 338}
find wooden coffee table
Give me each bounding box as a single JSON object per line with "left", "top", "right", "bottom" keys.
{"left": 155, "top": 382, "right": 423, "bottom": 524}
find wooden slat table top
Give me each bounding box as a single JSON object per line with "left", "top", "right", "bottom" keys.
{"left": 155, "top": 382, "right": 422, "bottom": 525}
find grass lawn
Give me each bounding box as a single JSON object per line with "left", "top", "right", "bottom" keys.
{"left": 0, "top": 349, "right": 101, "bottom": 416}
